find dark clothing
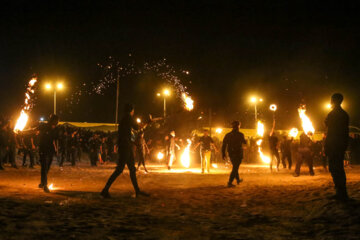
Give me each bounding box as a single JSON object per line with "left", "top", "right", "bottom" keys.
{"left": 222, "top": 130, "right": 246, "bottom": 159}
{"left": 229, "top": 156, "right": 242, "bottom": 184}
{"left": 325, "top": 106, "right": 349, "bottom": 197}
{"left": 281, "top": 139, "right": 292, "bottom": 169}
{"left": 325, "top": 106, "right": 349, "bottom": 154}
{"left": 40, "top": 152, "right": 53, "bottom": 186}
{"left": 118, "top": 114, "right": 139, "bottom": 147}
{"left": 88, "top": 137, "right": 101, "bottom": 166}
{"left": 199, "top": 136, "right": 214, "bottom": 151}
{"left": 103, "top": 113, "right": 141, "bottom": 194}
{"left": 37, "top": 123, "right": 58, "bottom": 187}
{"left": 295, "top": 133, "right": 314, "bottom": 175}
{"left": 38, "top": 123, "right": 58, "bottom": 154}
{"left": 222, "top": 129, "right": 246, "bottom": 184}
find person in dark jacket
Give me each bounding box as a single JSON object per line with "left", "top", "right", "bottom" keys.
{"left": 101, "top": 104, "right": 149, "bottom": 198}
{"left": 325, "top": 93, "right": 350, "bottom": 201}
{"left": 222, "top": 121, "right": 247, "bottom": 187}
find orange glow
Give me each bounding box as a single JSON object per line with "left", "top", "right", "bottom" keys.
{"left": 180, "top": 139, "right": 192, "bottom": 168}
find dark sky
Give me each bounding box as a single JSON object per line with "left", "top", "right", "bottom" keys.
{"left": 1, "top": 1, "right": 360, "bottom": 129}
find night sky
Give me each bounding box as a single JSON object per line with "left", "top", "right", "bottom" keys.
{"left": 1, "top": 1, "right": 360, "bottom": 130}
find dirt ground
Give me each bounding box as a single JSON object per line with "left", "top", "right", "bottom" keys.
{"left": 0, "top": 161, "right": 359, "bottom": 240}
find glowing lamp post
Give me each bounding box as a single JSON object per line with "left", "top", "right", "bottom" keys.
{"left": 250, "top": 97, "right": 263, "bottom": 125}
{"left": 45, "top": 82, "right": 64, "bottom": 115}
{"left": 157, "top": 89, "right": 171, "bottom": 119}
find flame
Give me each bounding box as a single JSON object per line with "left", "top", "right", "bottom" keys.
{"left": 14, "top": 110, "right": 29, "bottom": 132}
{"left": 256, "top": 121, "right": 270, "bottom": 164}
{"left": 48, "top": 184, "right": 54, "bottom": 190}
{"left": 180, "top": 139, "right": 192, "bottom": 168}
{"left": 289, "top": 128, "right": 299, "bottom": 138}
{"left": 257, "top": 120, "right": 265, "bottom": 137}
{"left": 14, "top": 77, "right": 37, "bottom": 133}
{"left": 157, "top": 152, "right": 164, "bottom": 160}
{"left": 298, "top": 106, "right": 315, "bottom": 135}
{"left": 256, "top": 139, "right": 271, "bottom": 164}
{"left": 212, "top": 163, "right": 218, "bottom": 168}
{"left": 182, "top": 93, "right": 194, "bottom": 111}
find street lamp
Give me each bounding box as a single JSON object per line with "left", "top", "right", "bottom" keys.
{"left": 45, "top": 82, "right": 64, "bottom": 115}
{"left": 157, "top": 88, "right": 171, "bottom": 119}
{"left": 249, "top": 96, "right": 263, "bottom": 123}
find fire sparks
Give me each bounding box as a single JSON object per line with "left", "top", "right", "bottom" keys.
{"left": 289, "top": 128, "right": 299, "bottom": 138}
{"left": 48, "top": 184, "right": 54, "bottom": 190}
{"left": 298, "top": 106, "right": 315, "bottom": 135}
{"left": 211, "top": 163, "right": 218, "bottom": 168}
{"left": 180, "top": 139, "right": 192, "bottom": 168}
{"left": 215, "top": 128, "right": 223, "bottom": 134}
{"left": 14, "top": 77, "right": 37, "bottom": 132}
{"left": 256, "top": 121, "right": 271, "bottom": 164}
{"left": 182, "top": 93, "right": 194, "bottom": 111}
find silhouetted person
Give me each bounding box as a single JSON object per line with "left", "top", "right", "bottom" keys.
{"left": 269, "top": 132, "right": 281, "bottom": 171}
{"left": 325, "top": 93, "right": 349, "bottom": 201}
{"left": 101, "top": 104, "right": 149, "bottom": 198}
{"left": 222, "top": 121, "right": 247, "bottom": 187}
{"left": 37, "top": 114, "right": 59, "bottom": 192}
{"left": 294, "top": 132, "right": 314, "bottom": 177}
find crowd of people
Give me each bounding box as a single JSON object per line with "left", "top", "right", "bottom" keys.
{"left": 0, "top": 93, "right": 356, "bottom": 201}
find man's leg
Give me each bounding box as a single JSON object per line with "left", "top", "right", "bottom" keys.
{"left": 126, "top": 153, "right": 140, "bottom": 194}
{"left": 22, "top": 151, "right": 28, "bottom": 166}
{"left": 228, "top": 157, "right": 240, "bottom": 186}
{"left": 287, "top": 153, "right": 292, "bottom": 170}
{"left": 206, "top": 151, "right": 211, "bottom": 173}
{"left": 328, "top": 151, "right": 348, "bottom": 199}
{"left": 200, "top": 151, "right": 205, "bottom": 173}
{"left": 275, "top": 151, "right": 281, "bottom": 169}
{"left": 306, "top": 153, "right": 314, "bottom": 176}
{"left": 40, "top": 152, "right": 46, "bottom": 187}
{"left": 294, "top": 154, "right": 302, "bottom": 176}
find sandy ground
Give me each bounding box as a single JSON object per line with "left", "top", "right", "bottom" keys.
{"left": 0, "top": 161, "right": 359, "bottom": 240}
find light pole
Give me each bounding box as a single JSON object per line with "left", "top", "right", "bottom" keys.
{"left": 157, "top": 89, "right": 171, "bottom": 119}
{"left": 45, "top": 82, "right": 64, "bottom": 115}
{"left": 250, "top": 96, "right": 263, "bottom": 124}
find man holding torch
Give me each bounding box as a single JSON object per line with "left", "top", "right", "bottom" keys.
{"left": 222, "top": 121, "right": 247, "bottom": 187}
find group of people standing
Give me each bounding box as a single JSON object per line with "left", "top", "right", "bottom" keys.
{"left": 0, "top": 93, "right": 351, "bottom": 202}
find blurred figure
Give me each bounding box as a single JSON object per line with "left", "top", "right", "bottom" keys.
{"left": 88, "top": 133, "right": 100, "bottom": 166}
{"left": 294, "top": 132, "right": 314, "bottom": 177}
{"left": 0, "top": 118, "right": 7, "bottom": 170}
{"left": 166, "top": 130, "right": 180, "bottom": 170}
{"left": 325, "top": 93, "right": 349, "bottom": 201}
{"left": 269, "top": 131, "right": 281, "bottom": 171}
{"left": 136, "top": 130, "right": 149, "bottom": 172}
{"left": 280, "top": 135, "right": 293, "bottom": 170}
{"left": 22, "top": 133, "right": 35, "bottom": 168}
{"left": 194, "top": 129, "right": 217, "bottom": 173}
{"left": 222, "top": 121, "right": 247, "bottom": 187}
